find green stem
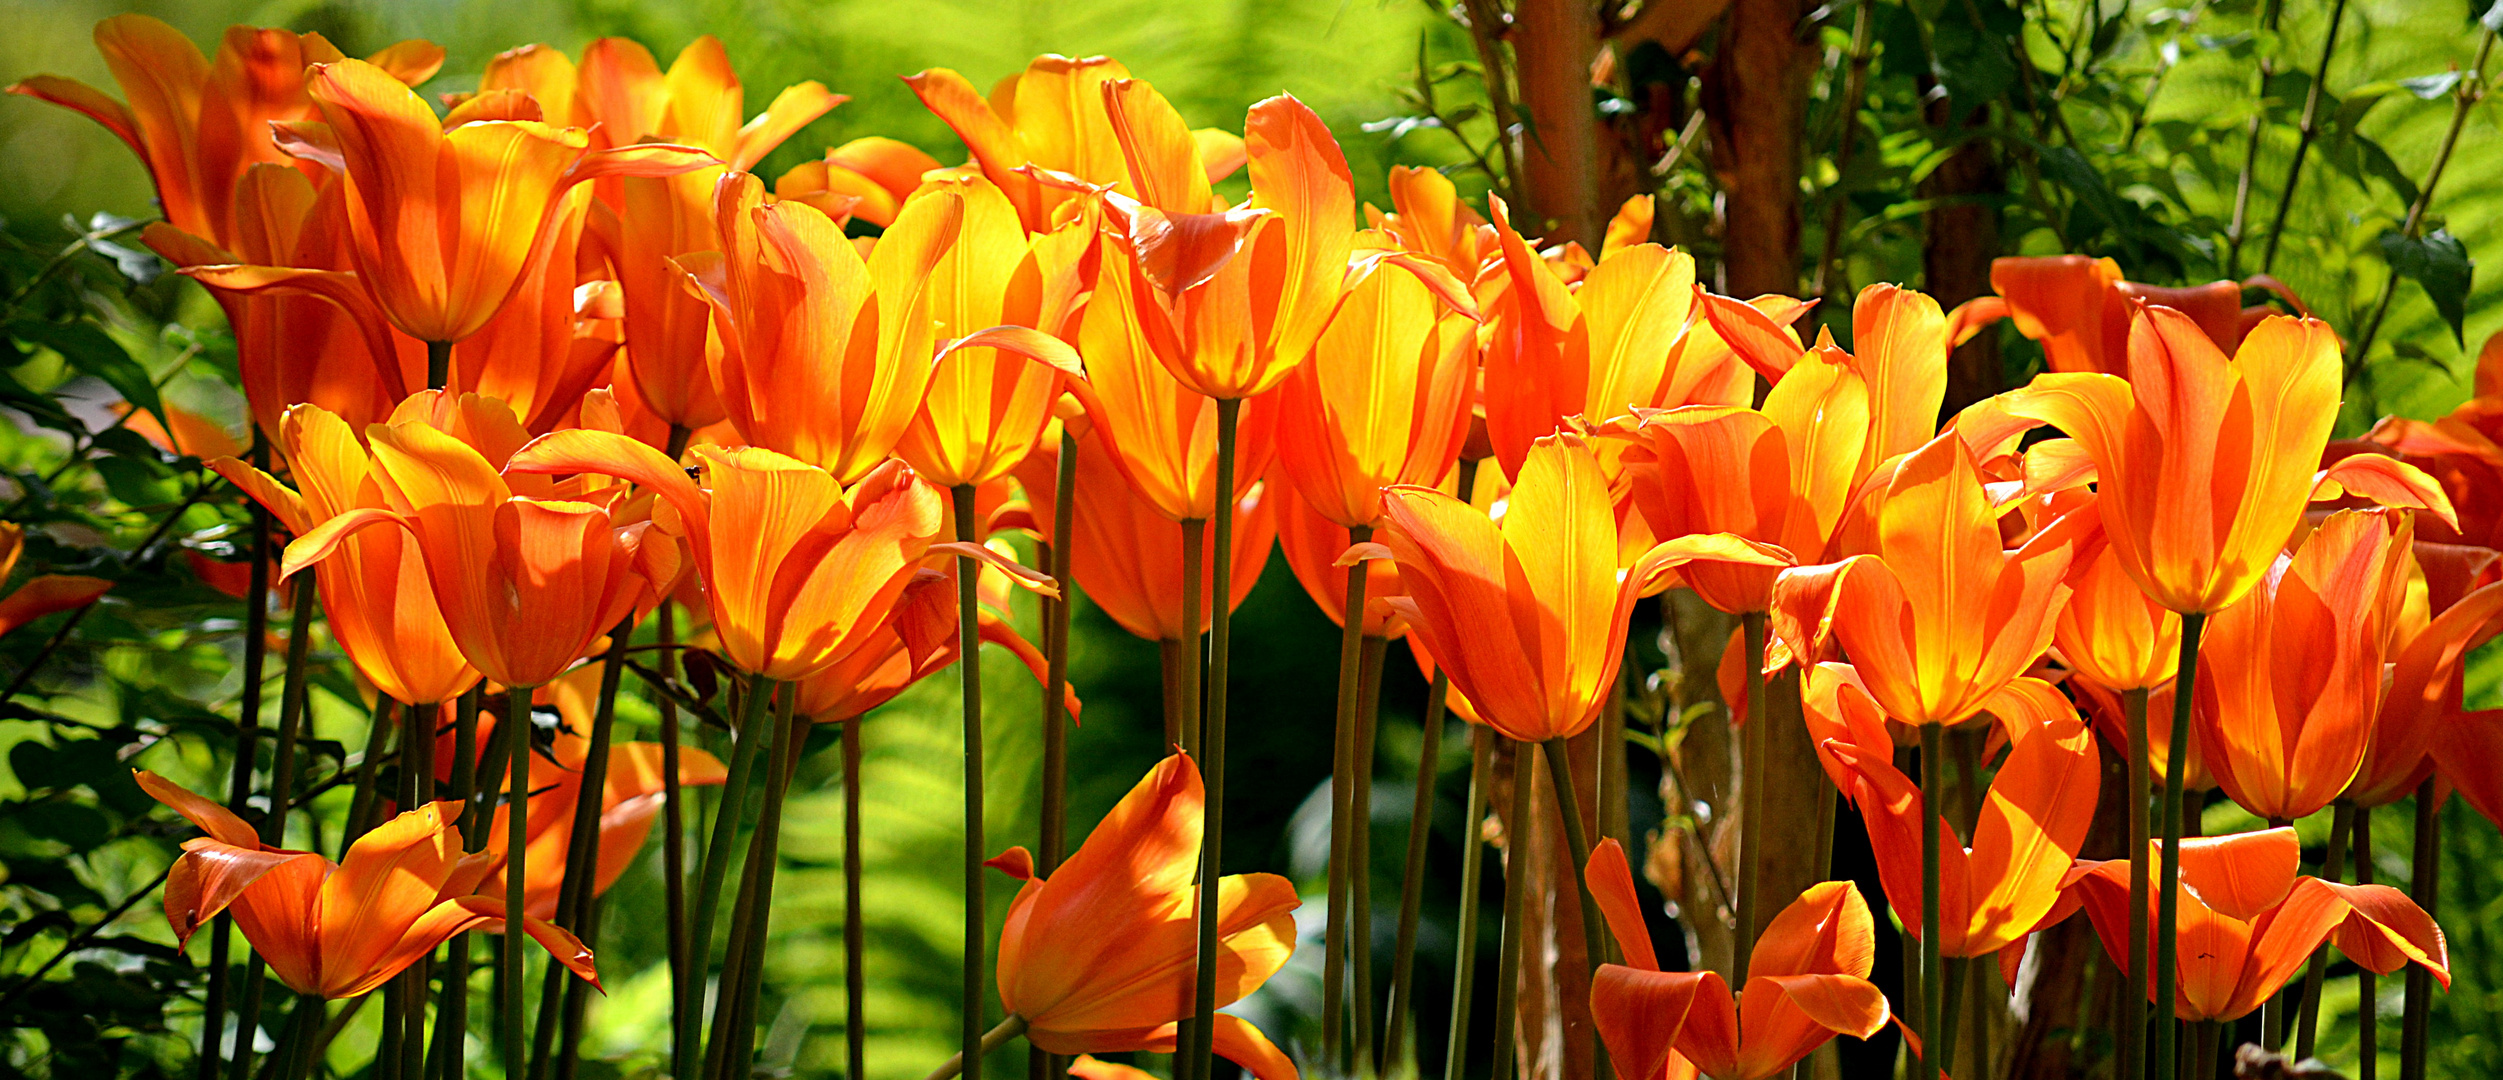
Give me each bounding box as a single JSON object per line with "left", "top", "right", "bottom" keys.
{"left": 1178, "top": 523, "right": 1205, "bottom": 761}
{"left": 2154, "top": 612, "right": 2208, "bottom": 1080}
{"left": 2191, "top": 1019, "right": 2219, "bottom": 1080}
{"left": 426, "top": 694, "right": 481, "bottom": 1080}
{"left": 532, "top": 618, "right": 634, "bottom": 1080}
{"left": 952, "top": 483, "right": 990, "bottom": 1080}
{"left": 924, "top": 1015, "right": 1028, "bottom": 1080}
{"left": 679, "top": 673, "right": 774, "bottom": 1079}
{"left": 2401, "top": 778, "right": 2440, "bottom": 1080}
{"left": 1159, "top": 638, "right": 1188, "bottom": 751}
{"left": 426, "top": 341, "right": 452, "bottom": 393}
{"left": 1038, "top": 428, "right": 1078, "bottom": 874}
{"left": 716, "top": 682, "right": 798, "bottom": 1077}
{"left": 503, "top": 685, "right": 531, "bottom": 1080}
{"left": 657, "top": 603, "right": 692, "bottom": 1077}
{"left": 2294, "top": 801, "right": 2355, "bottom": 1058}
{"left": 1939, "top": 953, "right": 1967, "bottom": 1079}
{"left": 2123, "top": 685, "right": 2151, "bottom": 1080}
{"left": 1386, "top": 670, "right": 1450, "bottom": 1075}
{"left": 846, "top": 717, "right": 868, "bottom": 1080}
{"left": 2259, "top": 0, "right": 2350, "bottom": 273}
{"left": 1489, "top": 740, "right": 1535, "bottom": 1080}
{"left": 1539, "top": 738, "right": 1611, "bottom": 1080}
{"left": 2357, "top": 805, "right": 2379, "bottom": 1080}
{"left": 1325, "top": 526, "right": 1373, "bottom": 1071}
{"left": 1444, "top": 723, "right": 1493, "bottom": 1080}
{"left": 1735, "top": 612, "right": 1768, "bottom": 986}
{"left": 342, "top": 699, "right": 396, "bottom": 853}
{"left": 1352, "top": 634, "right": 1387, "bottom": 1075}
{"left": 199, "top": 461, "right": 268, "bottom": 1073}
{"left": 1185, "top": 397, "right": 1241, "bottom": 1080}
{"left": 1921, "top": 721, "right": 1945, "bottom": 1080}
{"left": 2347, "top": 26, "right": 2497, "bottom": 384}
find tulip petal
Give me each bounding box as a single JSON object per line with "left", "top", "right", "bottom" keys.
{"left": 0, "top": 575, "right": 112, "bottom": 639}
{"left": 1591, "top": 965, "right": 1716, "bottom": 1080}
{"left": 135, "top": 769, "right": 260, "bottom": 848}
{"left": 2313, "top": 452, "right": 2459, "bottom": 529}
{"left": 2322, "top": 880, "right": 2450, "bottom": 986}
{"left": 2176, "top": 827, "right": 2300, "bottom": 921}
{"left": 163, "top": 839, "right": 324, "bottom": 946}
{"left": 1584, "top": 838, "right": 1660, "bottom": 970}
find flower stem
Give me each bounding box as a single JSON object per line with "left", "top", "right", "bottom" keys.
{"left": 923, "top": 1015, "right": 1028, "bottom": 1080}
{"left": 427, "top": 693, "right": 482, "bottom": 1080}
{"left": 2259, "top": 0, "right": 2350, "bottom": 273}
{"left": 1921, "top": 720, "right": 1945, "bottom": 1080}
{"left": 846, "top": 716, "right": 868, "bottom": 1080}
{"left": 1159, "top": 638, "right": 1188, "bottom": 751}
{"left": 2401, "top": 778, "right": 2440, "bottom": 1080}
{"left": 1352, "top": 633, "right": 1388, "bottom": 1075}
{"left": 1444, "top": 723, "right": 1492, "bottom": 1080}
{"left": 679, "top": 673, "right": 775, "bottom": 1079}
{"left": 1540, "top": 737, "right": 1612, "bottom": 1080}
{"left": 532, "top": 618, "right": 634, "bottom": 1080}
{"left": 1037, "top": 427, "right": 1079, "bottom": 878}
{"left": 1325, "top": 526, "right": 1374, "bottom": 1071}
{"left": 2154, "top": 612, "right": 2207, "bottom": 1080}
{"left": 2293, "top": 801, "right": 2355, "bottom": 1057}
{"left": 1490, "top": 739, "right": 1535, "bottom": 1080}
{"left": 717, "top": 681, "right": 799, "bottom": 1076}
{"left": 1386, "top": 670, "right": 1451, "bottom": 1075}
{"left": 202, "top": 445, "right": 272, "bottom": 1078}
{"left": 952, "top": 482, "right": 991, "bottom": 1080}
{"left": 503, "top": 684, "right": 532, "bottom": 1080}
{"left": 1735, "top": 611, "right": 1768, "bottom": 986}
{"left": 657, "top": 602, "right": 691, "bottom": 1075}
{"left": 2356, "top": 805, "right": 2379, "bottom": 1080}
{"left": 2122, "top": 685, "right": 2151, "bottom": 1080}
{"left": 1185, "top": 397, "right": 1241, "bottom": 1080}
{"left": 426, "top": 340, "right": 452, "bottom": 392}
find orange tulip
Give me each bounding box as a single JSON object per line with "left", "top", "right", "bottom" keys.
{"left": 441, "top": 184, "right": 618, "bottom": 433}
{"left": 894, "top": 175, "right": 1093, "bottom": 488}
{"left": 283, "top": 57, "right": 713, "bottom": 345}
{"left": 1097, "top": 85, "right": 1403, "bottom": 401}
{"left": 6, "top": 15, "right": 443, "bottom": 251}
{"left": 2050, "top": 499, "right": 2183, "bottom": 693}
{"left": 445, "top": 671, "right": 729, "bottom": 918}
{"left": 683, "top": 172, "right": 1005, "bottom": 483}
{"left": 1371, "top": 165, "right": 1491, "bottom": 272}
{"left": 1367, "top": 432, "right": 1784, "bottom": 743}
{"left": 1061, "top": 233, "right": 1278, "bottom": 521}
{"left": 1271, "top": 252, "right": 1477, "bottom": 529}
{"left": 988, "top": 753, "right": 1299, "bottom": 1080}
{"left": 2191, "top": 509, "right": 2416, "bottom": 822}
{"left": 0, "top": 524, "right": 111, "bottom": 640}
{"left": 1768, "top": 432, "right": 2081, "bottom": 727}
{"left": 2062, "top": 827, "right": 2448, "bottom": 1021}
{"left": 1056, "top": 431, "right": 1274, "bottom": 644}
{"left": 279, "top": 393, "right": 653, "bottom": 689}
{"left": 2348, "top": 544, "right": 2503, "bottom": 808}
{"left": 907, "top": 55, "right": 1236, "bottom": 235}
{"left": 1989, "top": 255, "right": 2307, "bottom": 376}
{"left": 1605, "top": 344, "right": 1878, "bottom": 614}
{"left": 209, "top": 403, "right": 479, "bottom": 706}
{"left": 1585, "top": 839, "right": 1887, "bottom": 1080}
{"left": 136, "top": 770, "right": 594, "bottom": 999}
{"left": 2077, "top": 680, "right": 2214, "bottom": 794}
{"left": 504, "top": 429, "right": 1009, "bottom": 682}
{"left": 1824, "top": 705, "right": 2100, "bottom": 959}
{"left": 792, "top": 566, "right": 1075, "bottom": 724}
{"left": 1272, "top": 481, "right": 1411, "bottom": 640}
{"left": 554, "top": 35, "right": 843, "bottom": 432}
{"left": 1479, "top": 196, "right": 1756, "bottom": 480}
{"left": 1999, "top": 309, "right": 2452, "bottom": 614}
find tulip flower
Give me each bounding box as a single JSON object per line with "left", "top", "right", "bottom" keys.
{"left": 566, "top": 35, "right": 842, "bottom": 433}
{"left": 440, "top": 186, "right": 618, "bottom": 433}
{"left": 1373, "top": 164, "right": 1491, "bottom": 272}
{"left": 2077, "top": 680, "right": 2213, "bottom": 793}
{"left": 1368, "top": 432, "right": 1784, "bottom": 744}
{"left": 1479, "top": 197, "right": 1756, "bottom": 480}
{"left": 2193, "top": 509, "right": 2417, "bottom": 823}
{"left": 1824, "top": 707, "right": 2101, "bottom": 960}
{"left": 136, "top": 770, "right": 595, "bottom": 999}
{"left": 1999, "top": 310, "right": 2451, "bottom": 615}
{"left": 679, "top": 172, "right": 966, "bottom": 483}
{"left": 280, "top": 392, "right": 652, "bottom": 691}
{"left": 895, "top": 175, "right": 1093, "bottom": 489}
{"left": 1096, "top": 84, "right": 1384, "bottom": 402}
{"left": 1768, "top": 431, "right": 2081, "bottom": 727}
{"left": 2062, "top": 827, "right": 2449, "bottom": 1021}
{"left": 2051, "top": 500, "right": 2183, "bottom": 694}
{"left": 1271, "top": 253, "right": 1477, "bottom": 529}
{"left": 987, "top": 753, "right": 1300, "bottom": 1080}
{"left": 209, "top": 403, "right": 480, "bottom": 707}
{"left": 6, "top": 15, "right": 443, "bottom": 251}
{"left": 1606, "top": 348, "right": 1874, "bottom": 615}
{"left": 2348, "top": 544, "right": 2503, "bottom": 808}
{"left": 284, "top": 57, "right": 714, "bottom": 347}
{"left": 1063, "top": 432, "right": 1274, "bottom": 647}
{"left": 1585, "top": 839, "right": 1887, "bottom": 1080}
{"left": 908, "top": 55, "right": 1240, "bottom": 235}
{"left": 1988, "top": 255, "right": 2306, "bottom": 376}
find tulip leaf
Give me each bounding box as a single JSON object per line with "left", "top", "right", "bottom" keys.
{"left": 2378, "top": 228, "right": 2474, "bottom": 345}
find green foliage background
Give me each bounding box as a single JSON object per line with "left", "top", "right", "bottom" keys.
{"left": 2, "top": 1, "right": 2503, "bottom": 1079}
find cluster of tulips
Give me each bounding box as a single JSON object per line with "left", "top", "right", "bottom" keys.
{"left": 12, "top": 12, "right": 2503, "bottom": 1080}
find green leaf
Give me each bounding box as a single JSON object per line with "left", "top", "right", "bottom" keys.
{"left": 2378, "top": 227, "right": 2474, "bottom": 344}
{"left": 1929, "top": 1, "right": 2021, "bottom": 108}
{"left": 5, "top": 318, "right": 165, "bottom": 432}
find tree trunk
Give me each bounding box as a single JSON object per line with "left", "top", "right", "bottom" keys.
{"left": 1512, "top": 0, "right": 1606, "bottom": 248}
{"left": 1922, "top": 99, "right": 2005, "bottom": 416}
{"left": 1706, "top": 0, "right": 1813, "bottom": 298}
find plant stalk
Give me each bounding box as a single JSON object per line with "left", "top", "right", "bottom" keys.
{"left": 1540, "top": 737, "right": 1611, "bottom": 1080}
{"left": 1444, "top": 722, "right": 1493, "bottom": 1080}
{"left": 1735, "top": 611, "right": 1768, "bottom": 986}
{"left": 2348, "top": 26, "right": 2497, "bottom": 381}
{"left": 1185, "top": 397, "right": 1242, "bottom": 1080}
{"left": 2259, "top": 0, "right": 2351, "bottom": 273}
{"left": 426, "top": 341, "right": 452, "bottom": 393}
{"left": 924, "top": 1016, "right": 1028, "bottom": 1080}
{"left": 1325, "top": 525, "right": 1374, "bottom": 1071}
{"left": 2357, "top": 804, "right": 2379, "bottom": 1080}
{"left": 2154, "top": 612, "right": 2208, "bottom": 1080}
{"left": 953, "top": 483, "right": 990, "bottom": 1080}
{"left": 502, "top": 685, "right": 531, "bottom": 1080}
{"left": 1921, "top": 720, "right": 1945, "bottom": 1080}
{"left": 1490, "top": 740, "right": 1535, "bottom": 1080}
{"left": 2401, "top": 779, "right": 2440, "bottom": 1080}
{"left": 1352, "top": 633, "right": 1387, "bottom": 1074}
{"left": 532, "top": 618, "right": 634, "bottom": 1080}
{"left": 2293, "top": 801, "right": 2355, "bottom": 1057}
{"left": 846, "top": 716, "right": 869, "bottom": 1080}
{"left": 676, "top": 673, "right": 774, "bottom": 1078}
{"left": 204, "top": 445, "right": 276, "bottom": 1080}
{"left": 1386, "top": 670, "right": 1450, "bottom": 1075}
